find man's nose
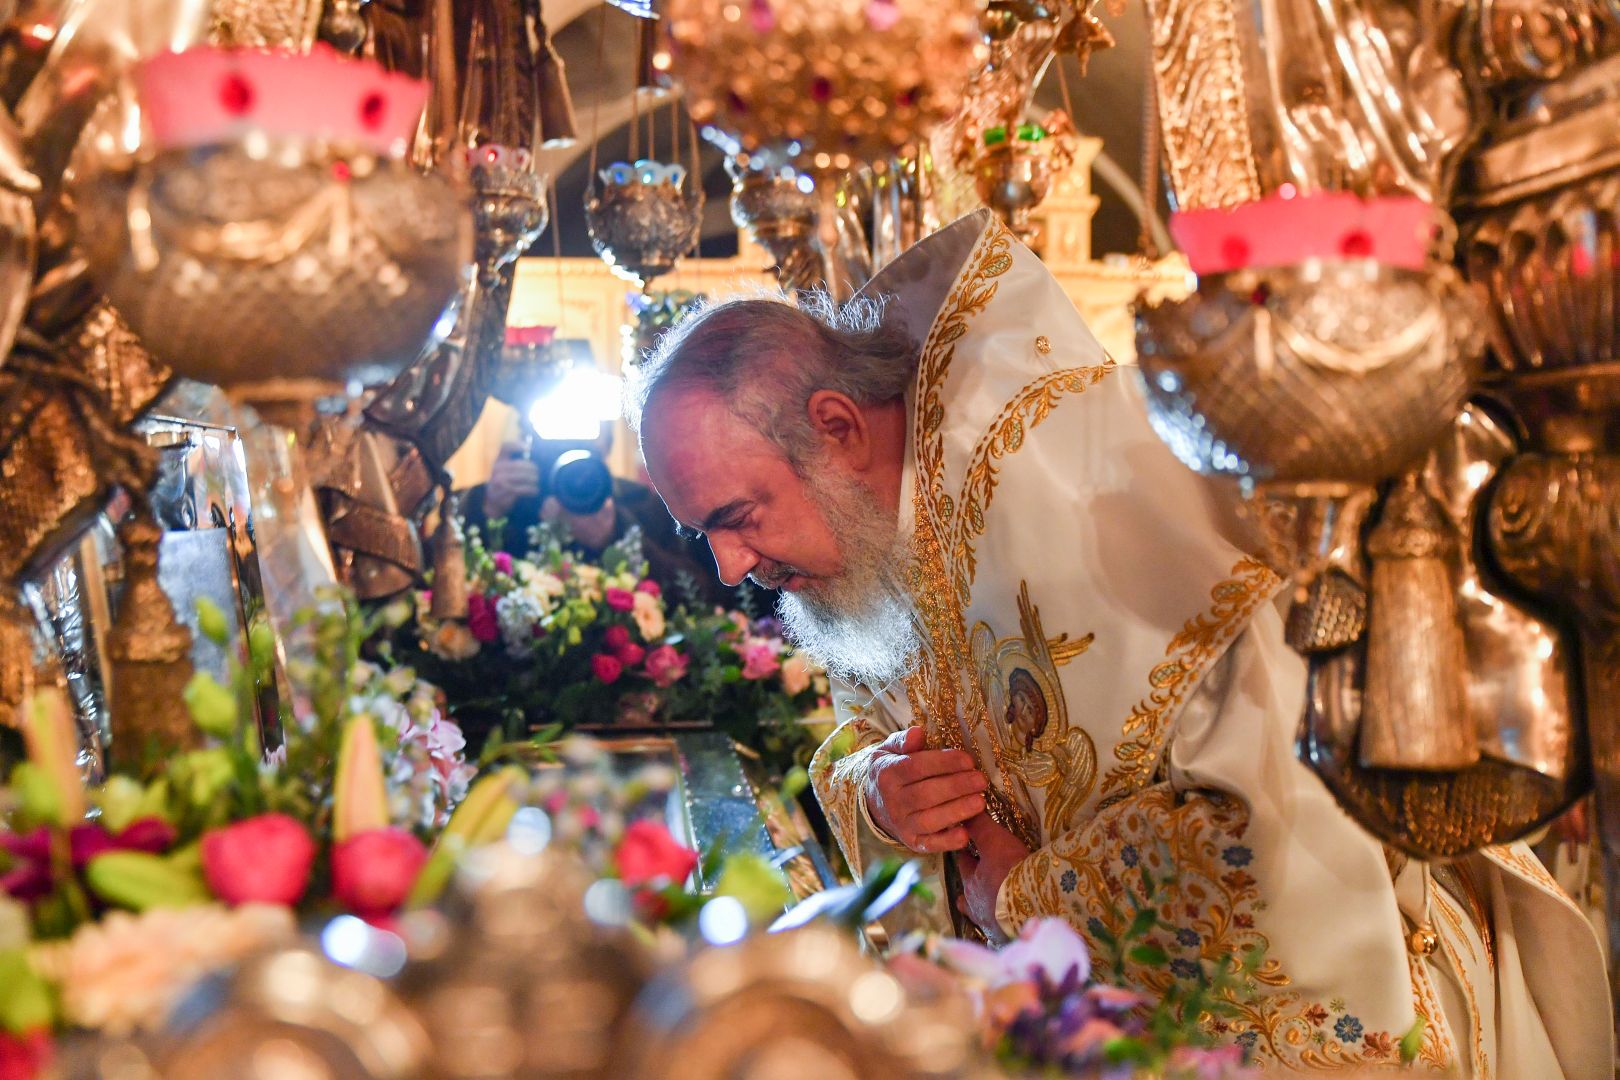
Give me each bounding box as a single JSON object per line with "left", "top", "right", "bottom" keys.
{"left": 710, "top": 535, "right": 760, "bottom": 588}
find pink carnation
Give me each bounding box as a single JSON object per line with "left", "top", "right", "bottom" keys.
{"left": 605, "top": 587, "right": 636, "bottom": 612}
{"left": 603, "top": 624, "right": 632, "bottom": 650}
{"left": 591, "top": 653, "right": 624, "bottom": 683}
{"left": 467, "top": 593, "right": 499, "bottom": 643}
{"left": 740, "top": 639, "right": 781, "bottom": 680}
{"left": 615, "top": 642, "right": 646, "bottom": 667}
{"left": 492, "top": 551, "right": 513, "bottom": 575}
{"left": 635, "top": 579, "right": 661, "bottom": 597}
{"left": 644, "top": 644, "right": 689, "bottom": 688}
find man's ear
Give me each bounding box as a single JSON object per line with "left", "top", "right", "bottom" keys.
{"left": 806, "top": 389, "right": 872, "bottom": 466}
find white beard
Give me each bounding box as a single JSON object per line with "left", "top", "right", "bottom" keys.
{"left": 772, "top": 467, "right": 920, "bottom": 689}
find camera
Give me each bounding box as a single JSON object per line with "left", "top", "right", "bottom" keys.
{"left": 546, "top": 447, "right": 614, "bottom": 516}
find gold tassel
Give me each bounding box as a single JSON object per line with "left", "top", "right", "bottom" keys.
{"left": 107, "top": 517, "right": 198, "bottom": 771}
{"left": 429, "top": 491, "right": 470, "bottom": 621}
{"left": 1358, "top": 473, "right": 1478, "bottom": 770}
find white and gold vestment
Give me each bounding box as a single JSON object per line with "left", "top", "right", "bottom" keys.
{"left": 809, "top": 211, "right": 1612, "bottom": 1077}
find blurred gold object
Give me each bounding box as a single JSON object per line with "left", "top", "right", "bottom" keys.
{"left": 1140, "top": 0, "right": 1477, "bottom": 210}
{"left": 1358, "top": 472, "right": 1477, "bottom": 770}
{"left": 729, "top": 166, "right": 873, "bottom": 299}
{"left": 208, "top": 0, "right": 323, "bottom": 49}
{"left": 611, "top": 926, "right": 981, "bottom": 1079}
{"left": 156, "top": 944, "right": 431, "bottom": 1080}
{"left": 971, "top": 118, "right": 1078, "bottom": 249}
{"left": 106, "top": 515, "right": 197, "bottom": 771}
{"left": 661, "top": 0, "right": 984, "bottom": 173}
{"left": 0, "top": 590, "right": 33, "bottom": 727}
{"left": 428, "top": 495, "right": 468, "bottom": 621}
{"left": 395, "top": 843, "right": 649, "bottom": 1079}
{"left": 75, "top": 141, "right": 472, "bottom": 399}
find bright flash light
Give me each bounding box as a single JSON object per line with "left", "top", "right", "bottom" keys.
{"left": 529, "top": 365, "right": 623, "bottom": 440}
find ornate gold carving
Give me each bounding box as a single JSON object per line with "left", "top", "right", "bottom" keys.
{"left": 1141, "top": 0, "right": 1262, "bottom": 211}
{"left": 1100, "top": 558, "right": 1280, "bottom": 801}
{"left": 209, "top": 0, "right": 324, "bottom": 50}
{"left": 107, "top": 517, "right": 198, "bottom": 771}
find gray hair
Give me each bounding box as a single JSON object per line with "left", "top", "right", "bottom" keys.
{"left": 624, "top": 289, "right": 917, "bottom": 466}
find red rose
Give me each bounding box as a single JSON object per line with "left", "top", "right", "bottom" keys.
{"left": 591, "top": 653, "right": 624, "bottom": 683}
{"left": 467, "top": 593, "right": 499, "bottom": 643}
{"left": 635, "top": 580, "right": 661, "bottom": 597}
{"left": 603, "top": 625, "right": 632, "bottom": 650}
{"left": 201, "top": 813, "right": 316, "bottom": 907}
{"left": 643, "top": 644, "right": 689, "bottom": 688}
{"left": 614, "top": 642, "right": 646, "bottom": 667}
{"left": 0, "top": 1029, "right": 51, "bottom": 1080}
{"left": 605, "top": 587, "right": 635, "bottom": 612}
{"left": 614, "top": 820, "right": 698, "bottom": 887}
{"left": 331, "top": 827, "right": 428, "bottom": 919}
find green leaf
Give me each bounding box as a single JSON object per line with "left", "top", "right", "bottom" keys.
{"left": 195, "top": 596, "right": 230, "bottom": 646}
{"left": 1399, "top": 1015, "right": 1426, "bottom": 1063}
{"left": 183, "top": 672, "right": 237, "bottom": 738}
{"left": 1128, "top": 944, "right": 1169, "bottom": 966}
{"left": 1127, "top": 907, "right": 1158, "bottom": 939}
{"left": 779, "top": 766, "right": 809, "bottom": 803}
{"left": 10, "top": 763, "right": 60, "bottom": 826}
{"left": 0, "top": 950, "right": 54, "bottom": 1033}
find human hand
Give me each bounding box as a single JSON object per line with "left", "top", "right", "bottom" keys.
{"left": 953, "top": 812, "right": 1031, "bottom": 942}
{"left": 484, "top": 442, "right": 539, "bottom": 518}
{"left": 542, "top": 495, "right": 618, "bottom": 550}
{"left": 863, "top": 727, "right": 988, "bottom": 854}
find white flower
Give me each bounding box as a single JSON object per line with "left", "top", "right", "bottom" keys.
{"left": 0, "top": 896, "right": 29, "bottom": 952}
{"left": 495, "top": 591, "right": 545, "bottom": 656}
{"left": 41, "top": 904, "right": 295, "bottom": 1036}
{"left": 631, "top": 590, "right": 665, "bottom": 641}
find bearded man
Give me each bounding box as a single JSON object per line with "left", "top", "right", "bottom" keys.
{"left": 626, "top": 211, "right": 1611, "bottom": 1076}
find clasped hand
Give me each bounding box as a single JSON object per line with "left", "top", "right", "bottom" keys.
{"left": 863, "top": 727, "right": 1030, "bottom": 939}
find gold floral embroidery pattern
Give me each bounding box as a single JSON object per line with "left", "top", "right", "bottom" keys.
{"left": 950, "top": 361, "right": 1117, "bottom": 600}
{"left": 1431, "top": 886, "right": 1491, "bottom": 1079}
{"left": 808, "top": 717, "right": 885, "bottom": 877}
{"left": 1100, "top": 557, "right": 1281, "bottom": 802}
{"left": 999, "top": 785, "right": 1448, "bottom": 1071}
{"left": 1408, "top": 950, "right": 1459, "bottom": 1070}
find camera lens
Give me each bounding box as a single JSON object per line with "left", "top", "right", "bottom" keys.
{"left": 549, "top": 449, "right": 614, "bottom": 515}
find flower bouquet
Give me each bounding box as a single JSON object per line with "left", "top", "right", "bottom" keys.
{"left": 0, "top": 590, "right": 478, "bottom": 1064}
{"left": 389, "top": 525, "right": 833, "bottom": 781}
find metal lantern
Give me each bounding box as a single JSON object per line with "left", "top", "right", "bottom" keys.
{"left": 585, "top": 159, "right": 703, "bottom": 289}
{"left": 72, "top": 47, "right": 473, "bottom": 401}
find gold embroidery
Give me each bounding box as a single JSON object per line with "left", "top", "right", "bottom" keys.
{"left": 808, "top": 717, "right": 886, "bottom": 877}
{"left": 1409, "top": 950, "right": 1460, "bottom": 1070}
{"left": 1100, "top": 557, "right": 1281, "bottom": 801}
{"left": 998, "top": 785, "right": 1452, "bottom": 1071}
{"left": 1035, "top": 335, "right": 1052, "bottom": 355}
{"left": 950, "top": 361, "right": 1116, "bottom": 598}
{"left": 997, "top": 786, "right": 1445, "bottom": 1075}
{"left": 1431, "top": 885, "right": 1491, "bottom": 1079}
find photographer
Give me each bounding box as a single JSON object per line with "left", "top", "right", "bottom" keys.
{"left": 463, "top": 431, "right": 748, "bottom": 610}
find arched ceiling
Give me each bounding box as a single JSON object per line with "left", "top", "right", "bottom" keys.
{"left": 530, "top": 0, "right": 1167, "bottom": 261}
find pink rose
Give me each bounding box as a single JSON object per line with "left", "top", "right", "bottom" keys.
{"left": 331, "top": 827, "right": 428, "bottom": 919}
{"left": 492, "top": 551, "right": 513, "bottom": 575}
{"left": 614, "top": 642, "right": 646, "bottom": 667}
{"left": 635, "top": 579, "right": 661, "bottom": 597}
{"left": 614, "top": 820, "right": 698, "bottom": 887}
{"left": 740, "top": 639, "right": 781, "bottom": 680}
{"left": 605, "top": 587, "right": 636, "bottom": 612}
{"left": 643, "top": 644, "right": 689, "bottom": 688}
{"left": 201, "top": 814, "right": 316, "bottom": 907}
{"left": 603, "top": 624, "right": 632, "bottom": 650}
{"left": 591, "top": 653, "right": 624, "bottom": 683}
{"left": 467, "top": 593, "right": 499, "bottom": 643}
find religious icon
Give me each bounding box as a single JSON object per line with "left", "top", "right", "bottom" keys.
{"left": 971, "top": 581, "right": 1097, "bottom": 838}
